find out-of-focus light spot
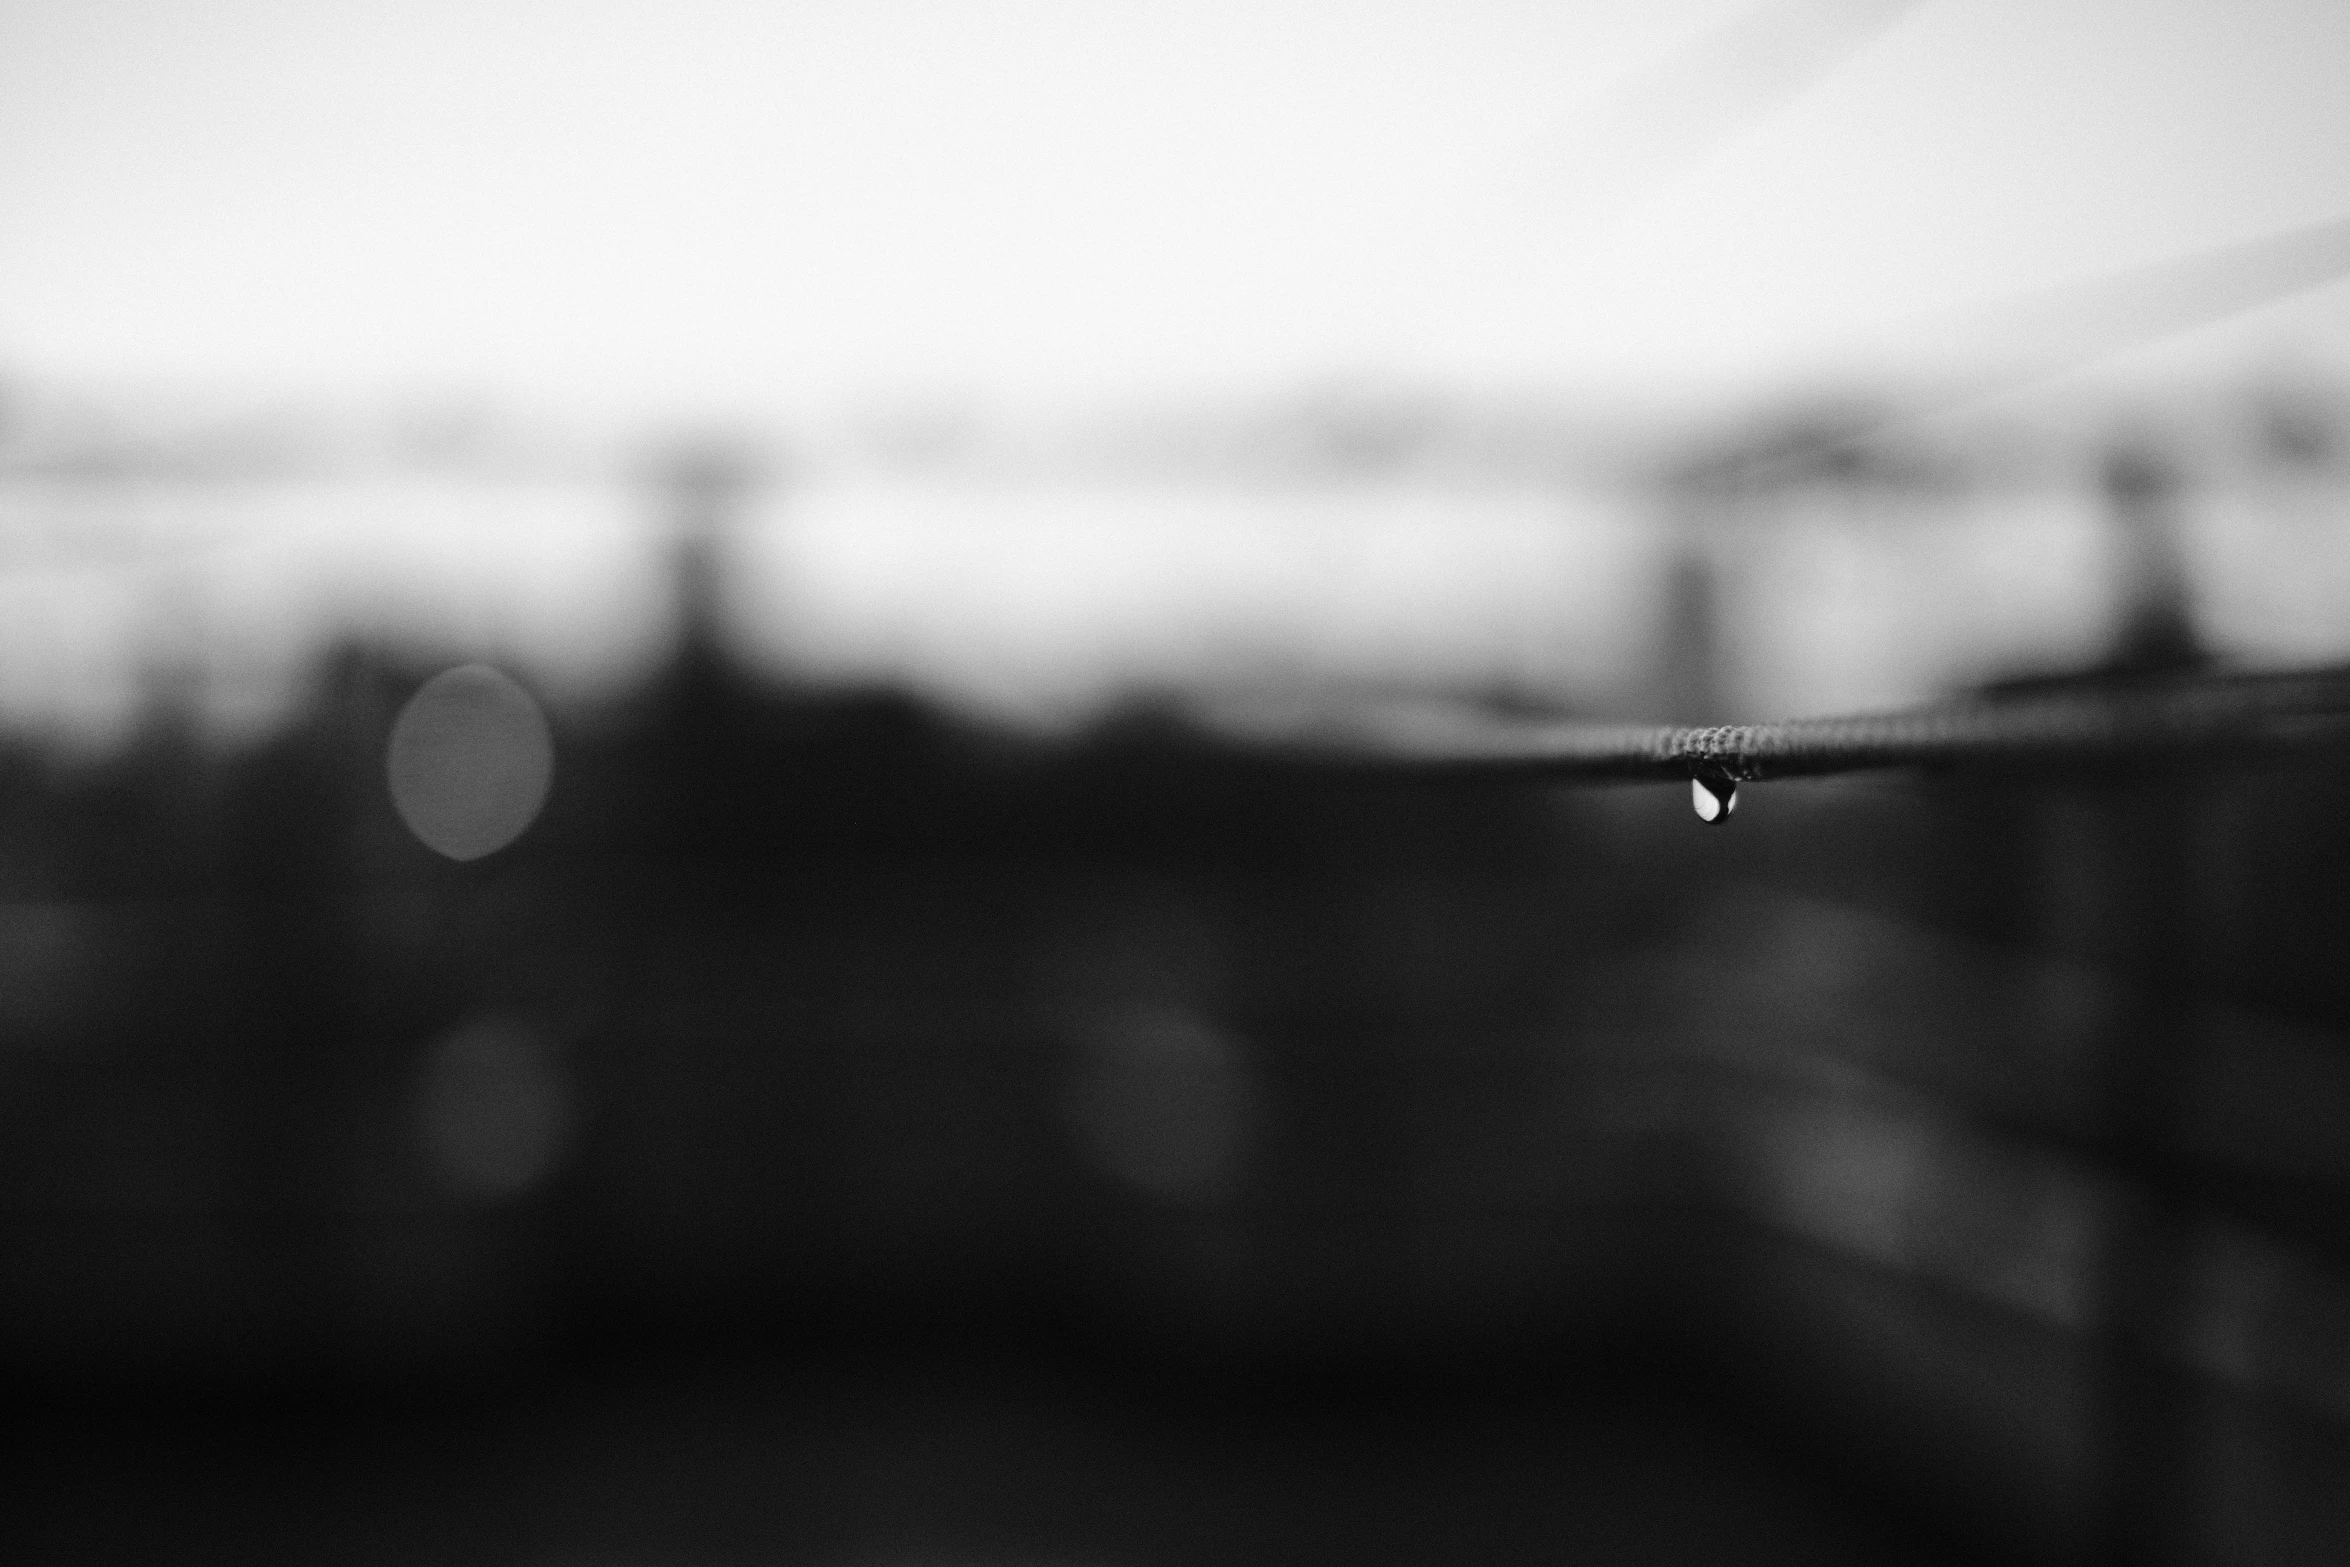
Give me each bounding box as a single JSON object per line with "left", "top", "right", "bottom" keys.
{"left": 386, "top": 662, "right": 554, "bottom": 860}
{"left": 417, "top": 1015, "right": 577, "bottom": 1202}
{"left": 1063, "top": 1006, "right": 1262, "bottom": 1205}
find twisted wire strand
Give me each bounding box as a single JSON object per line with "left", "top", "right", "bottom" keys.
{"left": 1203, "top": 666, "right": 2350, "bottom": 784}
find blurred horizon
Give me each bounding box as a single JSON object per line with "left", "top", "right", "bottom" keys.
{"left": 9, "top": 0, "right": 2350, "bottom": 751}
{"left": 3, "top": 363, "right": 2349, "bottom": 752}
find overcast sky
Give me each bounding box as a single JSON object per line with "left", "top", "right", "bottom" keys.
{"left": 4, "top": 0, "right": 2349, "bottom": 424}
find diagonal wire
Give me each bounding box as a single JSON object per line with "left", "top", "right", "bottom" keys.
{"left": 1692, "top": 212, "right": 2350, "bottom": 485}
{"left": 1378, "top": 0, "right": 1926, "bottom": 364}
{"left": 1515, "top": 0, "right": 1927, "bottom": 236}
{"left": 1202, "top": 665, "right": 2350, "bottom": 784}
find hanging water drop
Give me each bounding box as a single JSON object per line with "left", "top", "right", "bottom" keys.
{"left": 1691, "top": 774, "right": 1737, "bottom": 824}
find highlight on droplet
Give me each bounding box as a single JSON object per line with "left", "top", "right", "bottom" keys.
{"left": 1691, "top": 774, "right": 1738, "bottom": 823}
{"left": 386, "top": 664, "right": 554, "bottom": 860}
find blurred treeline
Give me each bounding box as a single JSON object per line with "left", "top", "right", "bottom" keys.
{"left": 6, "top": 436, "right": 2350, "bottom": 1560}
{"left": 0, "top": 608, "right": 1649, "bottom": 1390}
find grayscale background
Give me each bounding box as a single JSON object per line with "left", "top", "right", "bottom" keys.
{"left": 4, "top": 3, "right": 2350, "bottom": 1563}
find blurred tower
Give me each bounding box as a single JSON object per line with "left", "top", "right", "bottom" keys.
{"left": 1653, "top": 528, "right": 1726, "bottom": 725}
{"left": 134, "top": 576, "right": 210, "bottom": 747}
{"left": 634, "top": 436, "right": 775, "bottom": 869}
{"left": 2073, "top": 436, "right": 2208, "bottom": 1567}
{"left": 2099, "top": 440, "right": 2200, "bottom": 673}
{"left": 1647, "top": 434, "right": 1772, "bottom": 725}
{"left": 658, "top": 439, "right": 763, "bottom": 678}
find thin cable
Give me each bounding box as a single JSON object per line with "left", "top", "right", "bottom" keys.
{"left": 1202, "top": 665, "right": 2350, "bottom": 784}
{"left": 1521, "top": 0, "right": 1926, "bottom": 236}
{"left": 1379, "top": 0, "right": 1926, "bottom": 371}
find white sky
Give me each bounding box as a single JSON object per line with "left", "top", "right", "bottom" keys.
{"left": 3, "top": 0, "right": 2349, "bottom": 418}
{"left": 4, "top": 0, "right": 2350, "bottom": 745}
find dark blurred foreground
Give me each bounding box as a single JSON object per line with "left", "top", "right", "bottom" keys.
{"left": 6, "top": 602, "right": 2350, "bottom": 1565}
{"left": 15, "top": 1345, "right": 1977, "bottom": 1566}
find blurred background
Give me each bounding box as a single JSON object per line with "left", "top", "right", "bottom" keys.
{"left": 6, "top": 2, "right": 2350, "bottom": 1563}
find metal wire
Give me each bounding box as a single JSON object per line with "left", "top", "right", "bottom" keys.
{"left": 1204, "top": 665, "right": 2350, "bottom": 785}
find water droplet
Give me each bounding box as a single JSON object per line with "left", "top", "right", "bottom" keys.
{"left": 1691, "top": 775, "right": 1737, "bottom": 824}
